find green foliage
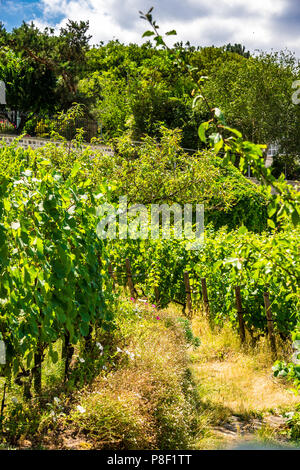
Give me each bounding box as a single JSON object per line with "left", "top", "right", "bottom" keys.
{"left": 107, "top": 224, "right": 299, "bottom": 336}
{"left": 0, "top": 8, "right": 299, "bottom": 448}
{"left": 0, "top": 300, "right": 201, "bottom": 449}
{"left": 285, "top": 410, "right": 300, "bottom": 440}
{"left": 2, "top": 11, "right": 300, "bottom": 159}
{"left": 0, "top": 49, "right": 57, "bottom": 127}
{"left": 271, "top": 153, "right": 300, "bottom": 180}
{"left": 176, "top": 318, "right": 201, "bottom": 348}
{"left": 195, "top": 50, "right": 300, "bottom": 154}
{"left": 0, "top": 20, "right": 92, "bottom": 129}
{"left": 0, "top": 142, "right": 112, "bottom": 388}
{"left": 273, "top": 330, "right": 300, "bottom": 395}
{"left": 197, "top": 105, "right": 300, "bottom": 230}
{"left": 78, "top": 71, "right": 129, "bottom": 139}
{"left": 101, "top": 127, "right": 269, "bottom": 230}
{"left": 225, "top": 43, "right": 250, "bottom": 58}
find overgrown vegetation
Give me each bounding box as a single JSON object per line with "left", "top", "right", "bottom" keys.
{"left": 0, "top": 300, "right": 201, "bottom": 449}
{"left": 1, "top": 13, "right": 300, "bottom": 177}
{"left": 0, "top": 6, "right": 299, "bottom": 450}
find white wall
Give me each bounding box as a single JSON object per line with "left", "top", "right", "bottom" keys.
{"left": 0, "top": 134, "right": 114, "bottom": 155}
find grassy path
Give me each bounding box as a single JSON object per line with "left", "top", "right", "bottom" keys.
{"left": 188, "top": 315, "right": 300, "bottom": 449}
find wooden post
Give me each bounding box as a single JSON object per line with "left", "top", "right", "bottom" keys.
{"left": 23, "top": 377, "right": 32, "bottom": 400}
{"left": 63, "top": 332, "right": 74, "bottom": 382}
{"left": 33, "top": 319, "right": 43, "bottom": 395}
{"left": 263, "top": 291, "right": 277, "bottom": 358}
{"left": 0, "top": 382, "right": 6, "bottom": 426}
{"left": 201, "top": 278, "right": 210, "bottom": 317}
{"left": 184, "top": 271, "right": 192, "bottom": 317}
{"left": 108, "top": 262, "right": 116, "bottom": 290}
{"left": 234, "top": 286, "right": 246, "bottom": 343}
{"left": 84, "top": 324, "right": 93, "bottom": 352}
{"left": 33, "top": 348, "right": 42, "bottom": 395}
{"left": 154, "top": 285, "right": 160, "bottom": 307}
{"left": 125, "top": 259, "right": 137, "bottom": 299}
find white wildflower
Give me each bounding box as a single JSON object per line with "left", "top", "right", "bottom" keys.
{"left": 125, "top": 350, "right": 135, "bottom": 360}
{"left": 76, "top": 405, "right": 86, "bottom": 414}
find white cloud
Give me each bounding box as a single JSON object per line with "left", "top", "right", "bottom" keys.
{"left": 31, "top": 0, "right": 300, "bottom": 56}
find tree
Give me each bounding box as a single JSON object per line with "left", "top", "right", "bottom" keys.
{"left": 0, "top": 19, "right": 91, "bottom": 128}
{"left": 225, "top": 43, "right": 250, "bottom": 58}
{"left": 0, "top": 49, "right": 57, "bottom": 128}
{"left": 196, "top": 50, "right": 300, "bottom": 159}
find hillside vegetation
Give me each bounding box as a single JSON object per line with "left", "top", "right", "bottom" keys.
{"left": 0, "top": 8, "right": 299, "bottom": 450}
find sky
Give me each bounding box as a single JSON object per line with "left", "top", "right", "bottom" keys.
{"left": 1, "top": 0, "right": 300, "bottom": 56}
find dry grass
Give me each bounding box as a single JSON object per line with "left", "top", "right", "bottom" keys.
{"left": 61, "top": 303, "right": 201, "bottom": 450}
{"left": 0, "top": 300, "right": 201, "bottom": 450}
{"left": 197, "top": 360, "right": 297, "bottom": 412}
{"left": 11, "top": 301, "right": 298, "bottom": 451}
{"left": 189, "top": 313, "right": 300, "bottom": 449}
{"left": 191, "top": 314, "right": 299, "bottom": 414}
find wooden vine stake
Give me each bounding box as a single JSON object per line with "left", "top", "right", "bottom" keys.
{"left": 234, "top": 286, "right": 246, "bottom": 343}
{"left": 0, "top": 382, "right": 6, "bottom": 426}
{"left": 154, "top": 285, "right": 160, "bottom": 307}
{"left": 33, "top": 342, "right": 43, "bottom": 395}
{"left": 263, "top": 291, "right": 277, "bottom": 359}
{"left": 108, "top": 262, "right": 116, "bottom": 290}
{"left": 184, "top": 271, "right": 192, "bottom": 318}
{"left": 84, "top": 324, "right": 93, "bottom": 352}
{"left": 201, "top": 278, "right": 210, "bottom": 317}
{"left": 126, "top": 259, "right": 137, "bottom": 299}
{"left": 63, "top": 331, "right": 74, "bottom": 383}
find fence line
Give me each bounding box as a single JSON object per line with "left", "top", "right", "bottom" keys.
{"left": 108, "top": 259, "right": 281, "bottom": 348}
